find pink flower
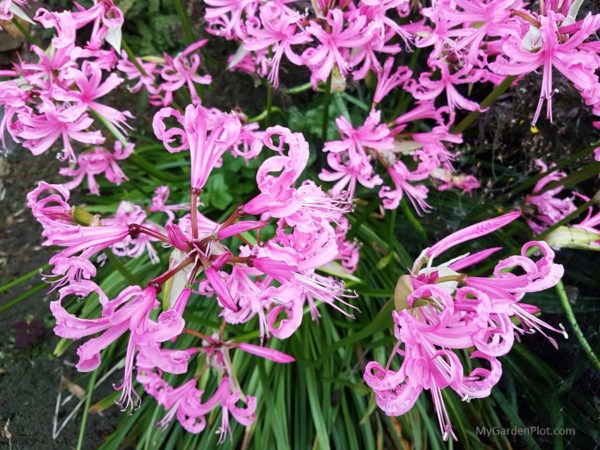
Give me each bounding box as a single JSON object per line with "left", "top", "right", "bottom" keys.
{"left": 320, "top": 111, "right": 391, "bottom": 198}
{"left": 59, "top": 142, "right": 132, "bottom": 194}
{"left": 379, "top": 161, "right": 431, "bottom": 213}
{"left": 365, "top": 212, "right": 566, "bottom": 441}
{"left": 117, "top": 52, "right": 158, "bottom": 94}
{"left": 56, "top": 61, "right": 132, "bottom": 132}
{"left": 408, "top": 62, "right": 484, "bottom": 115}
{"left": 204, "top": 0, "right": 259, "bottom": 40}
{"left": 27, "top": 182, "right": 73, "bottom": 237}
{"left": 524, "top": 161, "right": 577, "bottom": 234}
{"left": 442, "top": 0, "right": 524, "bottom": 64}
{"left": 45, "top": 223, "right": 130, "bottom": 263}
{"left": 159, "top": 40, "right": 212, "bottom": 106}
{"left": 153, "top": 105, "right": 242, "bottom": 190}
{"left": 18, "top": 104, "right": 105, "bottom": 162}
{"left": 490, "top": 11, "right": 600, "bottom": 125}
{"left": 241, "top": 126, "right": 308, "bottom": 217}
{"left": 149, "top": 186, "right": 189, "bottom": 223}
{"left": 302, "top": 8, "right": 373, "bottom": 86}
{"left": 244, "top": 3, "right": 311, "bottom": 87}
{"left": 373, "top": 58, "right": 411, "bottom": 104}
{"left": 347, "top": 13, "right": 401, "bottom": 81}
{"left": 319, "top": 151, "right": 381, "bottom": 198}
{"left": 51, "top": 286, "right": 187, "bottom": 410}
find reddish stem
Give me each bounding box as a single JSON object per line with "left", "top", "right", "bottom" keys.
{"left": 235, "top": 234, "right": 252, "bottom": 246}
{"left": 190, "top": 188, "right": 200, "bottom": 239}
{"left": 512, "top": 9, "right": 541, "bottom": 27}
{"left": 147, "top": 254, "right": 194, "bottom": 287}
{"left": 219, "top": 208, "right": 240, "bottom": 230}
{"left": 225, "top": 255, "right": 252, "bottom": 265}
{"left": 184, "top": 328, "right": 214, "bottom": 342}
{"left": 129, "top": 224, "right": 170, "bottom": 244}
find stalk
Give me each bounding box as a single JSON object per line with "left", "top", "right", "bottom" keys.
{"left": 76, "top": 367, "right": 100, "bottom": 450}
{"left": 11, "top": 18, "right": 42, "bottom": 47}
{"left": 555, "top": 280, "right": 600, "bottom": 373}
{"left": 321, "top": 73, "right": 333, "bottom": 141}
{"left": 121, "top": 39, "right": 149, "bottom": 78}
{"left": 173, "top": 0, "right": 195, "bottom": 45}
{"left": 0, "top": 282, "right": 46, "bottom": 314}
{"left": 266, "top": 82, "right": 273, "bottom": 126}
{"left": 452, "top": 76, "right": 516, "bottom": 134}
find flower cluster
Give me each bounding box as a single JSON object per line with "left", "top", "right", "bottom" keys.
{"left": 0, "top": 0, "right": 132, "bottom": 188}
{"left": 523, "top": 160, "right": 577, "bottom": 234}
{"left": 117, "top": 39, "right": 212, "bottom": 107}
{"left": 363, "top": 211, "right": 567, "bottom": 440}
{"left": 3, "top": 0, "right": 596, "bottom": 444}
{"left": 319, "top": 106, "right": 477, "bottom": 213}
{"left": 28, "top": 104, "right": 357, "bottom": 437}
{"left": 521, "top": 160, "right": 600, "bottom": 251}
{"left": 202, "top": 0, "right": 600, "bottom": 213}
{"left": 0, "top": 1, "right": 214, "bottom": 194}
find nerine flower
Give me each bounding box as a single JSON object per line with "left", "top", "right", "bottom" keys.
{"left": 302, "top": 8, "right": 373, "bottom": 86}
{"left": 51, "top": 285, "right": 188, "bottom": 410}
{"left": 59, "top": 142, "right": 133, "bottom": 194}
{"left": 153, "top": 105, "right": 242, "bottom": 191}
{"left": 364, "top": 211, "right": 567, "bottom": 441}
{"left": 34, "top": 105, "right": 355, "bottom": 438}
{"left": 490, "top": 10, "right": 600, "bottom": 125}
{"left": 159, "top": 40, "right": 212, "bottom": 106}
{"left": 523, "top": 161, "right": 577, "bottom": 234}
{"left": 244, "top": 3, "right": 310, "bottom": 87}
{"left": 18, "top": 104, "right": 105, "bottom": 162}
{"left": 319, "top": 110, "right": 390, "bottom": 198}
{"left": 55, "top": 61, "right": 133, "bottom": 132}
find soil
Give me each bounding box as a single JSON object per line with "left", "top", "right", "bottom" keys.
{"left": 0, "top": 152, "right": 120, "bottom": 450}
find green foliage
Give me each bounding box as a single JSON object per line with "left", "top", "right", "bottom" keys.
{"left": 122, "top": 0, "right": 181, "bottom": 54}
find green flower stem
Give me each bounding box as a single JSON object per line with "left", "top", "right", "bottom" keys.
{"left": 452, "top": 76, "right": 516, "bottom": 134}
{"left": 555, "top": 280, "right": 600, "bottom": 373}
{"left": 247, "top": 107, "right": 283, "bottom": 123}
{"left": 266, "top": 82, "right": 273, "bottom": 126}
{"left": 400, "top": 199, "right": 428, "bottom": 241}
{"left": 11, "top": 18, "right": 42, "bottom": 47}
{"left": 76, "top": 365, "right": 100, "bottom": 450}
{"left": 0, "top": 264, "right": 50, "bottom": 294}
{"left": 0, "top": 282, "right": 46, "bottom": 314}
{"left": 172, "top": 0, "right": 194, "bottom": 45}
{"left": 285, "top": 82, "right": 312, "bottom": 95}
{"left": 321, "top": 73, "right": 333, "bottom": 142}
{"left": 91, "top": 110, "right": 128, "bottom": 145}
{"left": 122, "top": 39, "right": 149, "bottom": 78}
